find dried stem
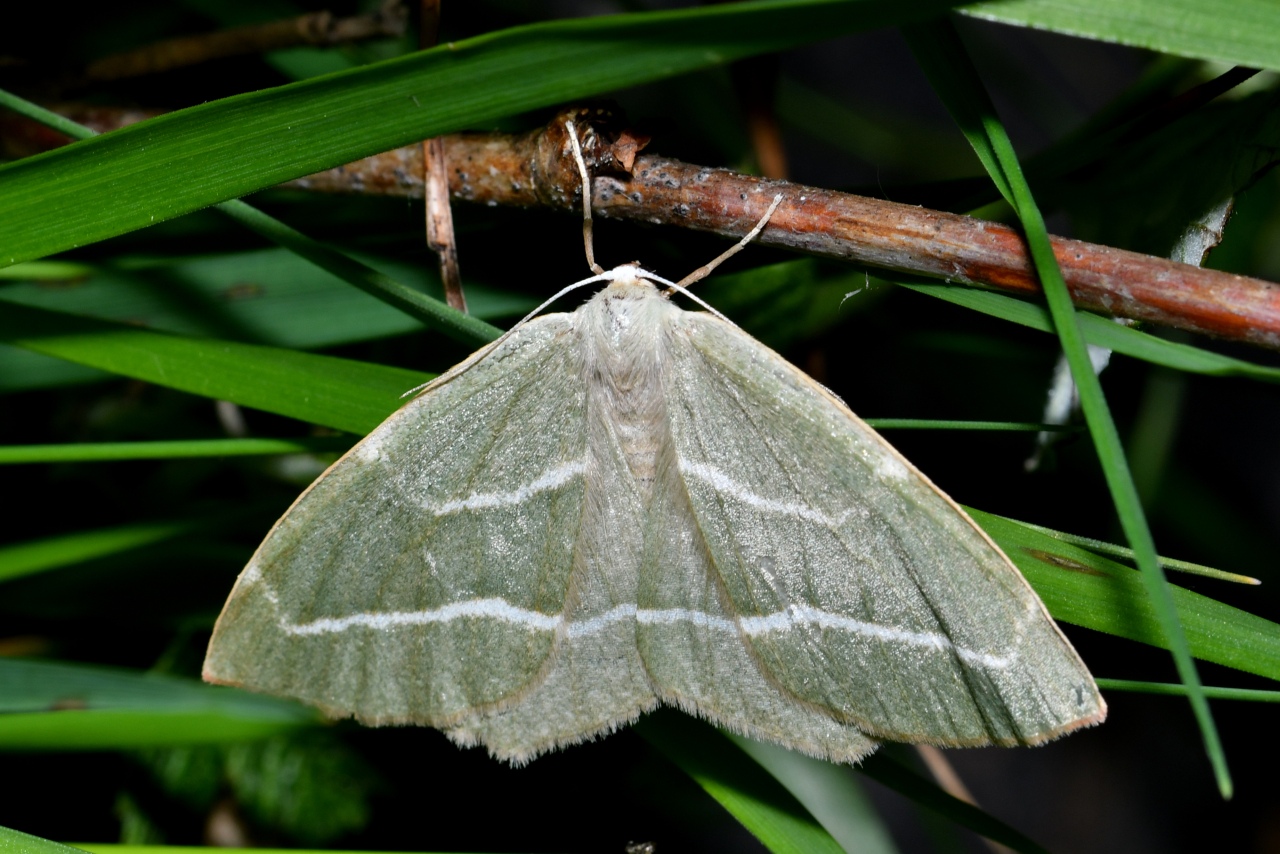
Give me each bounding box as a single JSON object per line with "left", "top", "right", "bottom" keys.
{"left": 6, "top": 106, "right": 1280, "bottom": 350}
{"left": 419, "top": 0, "right": 466, "bottom": 312}
{"left": 80, "top": 1, "right": 408, "bottom": 85}
{"left": 423, "top": 135, "right": 465, "bottom": 312}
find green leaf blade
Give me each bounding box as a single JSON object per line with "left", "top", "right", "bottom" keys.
{"left": 0, "top": 0, "right": 965, "bottom": 267}
{"left": 0, "top": 303, "right": 428, "bottom": 434}
{"left": 905, "top": 19, "right": 1232, "bottom": 797}
{"left": 963, "top": 0, "right": 1280, "bottom": 72}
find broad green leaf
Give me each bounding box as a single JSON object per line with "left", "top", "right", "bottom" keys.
{"left": 0, "top": 247, "right": 528, "bottom": 392}
{"left": 962, "top": 0, "right": 1280, "bottom": 72}
{"left": 1, "top": 92, "right": 502, "bottom": 348}
{"left": 0, "top": 248, "right": 532, "bottom": 348}
{"left": 0, "top": 0, "right": 965, "bottom": 267}
{"left": 0, "top": 659, "right": 317, "bottom": 749}
{"left": 636, "top": 711, "right": 845, "bottom": 854}
{"left": 215, "top": 200, "right": 503, "bottom": 345}
{"left": 0, "top": 347, "right": 104, "bottom": 392}
{"left": 975, "top": 509, "right": 1280, "bottom": 682}
{"left": 0, "top": 302, "right": 430, "bottom": 435}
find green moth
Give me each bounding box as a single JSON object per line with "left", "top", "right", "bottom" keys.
{"left": 204, "top": 128, "right": 1105, "bottom": 763}
{"left": 203, "top": 260, "right": 1105, "bottom": 764}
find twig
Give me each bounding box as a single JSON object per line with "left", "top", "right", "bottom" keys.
{"left": 419, "top": 0, "right": 466, "bottom": 312}
{"left": 6, "top": 106, "right": 1280, "bottom": 349}
{"left": 292, "top": 111, "right": 1280, "bottom": 350}
{"left": 80, "top": 1, "right": 408, "bottom": 84}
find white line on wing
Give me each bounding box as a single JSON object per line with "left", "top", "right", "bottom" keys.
{"left": 678, "top": 460, "right": 858, "bottom": 528}
{"left": 432, "top": 458, "right": 588, "bottom": 515}
{"left": 279, "top": 596, "right": 1013, "bottom": 670}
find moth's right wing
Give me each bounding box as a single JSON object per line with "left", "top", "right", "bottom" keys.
{"left": 204, "top": 315, "right": 653, "bottom": 758}
{"left": 640, "top": 310, "right": 1103, "bottom": 751}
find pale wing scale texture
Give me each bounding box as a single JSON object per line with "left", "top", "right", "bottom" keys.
{"left": 638, "top": 439, "right": 878, "bottom": 763}
{"left": 206, "top": 317, "right": 599, "bottom": 726}
{"left": 648, "top": 310, "right": 1104, "bottom": 746}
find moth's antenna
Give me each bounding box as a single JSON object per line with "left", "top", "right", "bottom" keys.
{"left": 565, "top": 119, "right": 605, "bottom": 276}
{"left": 674, "top": 193, "right": 784, "bottom": 290}
{"left": 642, "top": 271, "right": 737, "bottom": 327}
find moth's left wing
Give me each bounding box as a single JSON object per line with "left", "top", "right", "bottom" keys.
{"left": 204, "top": 316, "right": 652, "bottom": 750}
{"left": 643, "top": 310, "right": 1104, "bottom": 748}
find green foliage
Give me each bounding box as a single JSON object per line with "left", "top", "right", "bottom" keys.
{"left": 133, "top": 733, "right": 380, "bottom": 846}
{"left": 220, "top": 733, "right": 381, "bottom": 845}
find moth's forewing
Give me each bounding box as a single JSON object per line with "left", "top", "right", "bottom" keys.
{"left": 204, "top": 316, "right": 594, "bottom": 728}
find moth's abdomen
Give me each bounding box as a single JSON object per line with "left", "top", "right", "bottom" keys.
{"left": 579, "top": 279, "right": 672, "bottom": 500}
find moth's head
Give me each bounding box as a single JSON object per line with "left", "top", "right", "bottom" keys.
{"left": 599, "top": 263, "right": 663, "bottom": 300}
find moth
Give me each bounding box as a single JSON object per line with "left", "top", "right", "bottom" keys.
{"left": 204, "top": 123, "right": 1105, "bottom": 764}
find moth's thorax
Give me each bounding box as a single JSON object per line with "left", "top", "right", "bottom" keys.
{"left": 579, "top": 268, "right": 676, "bottom": 499}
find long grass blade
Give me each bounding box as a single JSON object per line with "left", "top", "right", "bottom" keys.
{"left": 897, "top": 279, "right": 1280, "bottom": 383}
{"left": 728, "top": 735, "right": 900, "bottom": 854}
{"left": 961, "top": 0, "right": 1280, "bottom": 72}
{"left": 0, "top": 522, "right": 198, "bottom": 583}
{"left": 1097, "top": 680, "right": 1280, "bottom": 702}
{"left": 0, "top": 438, "right": 353, "bottom": 465}
{"left": 0, "top": 1, "right": 968, "bottom": 268}
{"left": 0, "top": 93, "right": 500, "bottom": 346}
{"left": 904, "top": 19, "right": 1231, "bottom": 797}
{"left": 974, "top": 508, "right": 1280, "bottom": 681}
{"left": 0, "top": 302, "right": 431, "bottom": 435}
{"left": 0, "top": 660, "right": 317, "bottom": 749}
{"left": 1000, "top": 516, "right": 1260, "bottom": 585}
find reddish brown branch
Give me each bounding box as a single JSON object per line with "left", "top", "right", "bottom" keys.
{"left": 6, "top": 106, "right": 1280, "bottom": 350}
{"left": 293, "top": 113, "right": 1280, "bottom": 350}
